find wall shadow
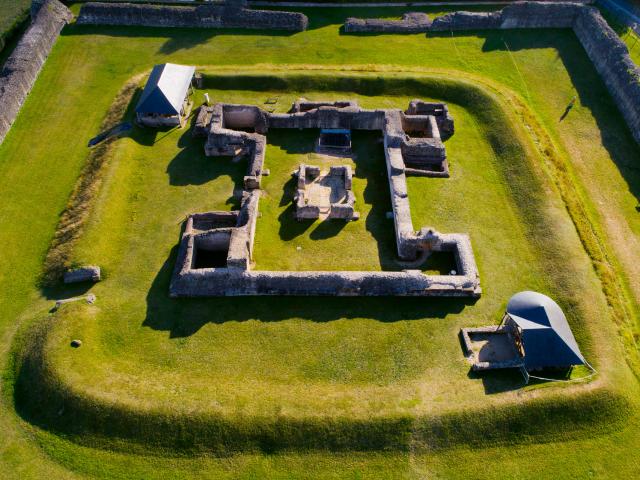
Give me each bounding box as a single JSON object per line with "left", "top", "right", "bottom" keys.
{"left": 476, "top": 28, "right": 640, "bottom": 209}
{"left": 267, "top": 128, "right": 319, "bottom": 155}
{"left": 41, "top": 282, "right": 94, "bottom": 302}
{"left": 467, "top": 369, "right": 526, "bottom": 394}
{"left": 166, "top": 133, "right": 246, "bottom": 196}
{"left": 354, "top": 132, "right": 402, "bottom": 271}
{"left": 309, "top": 219, "right": 346, "bottom": 240}
{"left": 61, "top": 24, "right": 297, "bottom": 54}
{"left": 278, "top": 203, "right": 315, "bottom": 240}
{"left": 143, "top": 245, "right": 476, "bottom": 338}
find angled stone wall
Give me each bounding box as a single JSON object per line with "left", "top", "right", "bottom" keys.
{"left": 573, "top": 7, "right": 640, "bottom": 145}
{"left": 0, "top": 0, "right": 72, "bottom": 145}
{"left": 76, "top": 2, "right": 308, "bottom": 32}
{"left": 345, "top": 1, "right": 640, "bottom": 145}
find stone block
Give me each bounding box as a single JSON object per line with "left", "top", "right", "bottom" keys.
{"left": 64, "top": 266, "right": 101, "bottom": 284}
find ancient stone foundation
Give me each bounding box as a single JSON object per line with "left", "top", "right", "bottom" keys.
{"left": 0, "top": 0, "right": 72, "bottom": 145}
{"left": 77, "top": 2, "right": 308, "bottom": 32}
{"left": 344, "top": 2, "right": 640, "bottom": 146}
{"left": 294, "top": 164, "right": 358, "bottom": 221}
{"left": 170, "top": 98, "right": 481, "bottom": 298}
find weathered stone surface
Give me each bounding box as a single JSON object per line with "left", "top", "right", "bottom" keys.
{"left": 430, "top": 11, "right": 501, "bottom": 31}
{"left": 344, "top": 12, "right": 431, "bottom": 33}
{"left": 500, "top": 1, "right": 580, "bottom": 29}
{"left": 193, "top": 106, "right": 214, "bottom": 138}
{"left": 64, "top": 266, "right": 101, "bottom": 284}
{"left": 77, "top": 2, "right": 308, "bottom": 32}
{"left": 0, "top": 0, "right": 72, "bottom": 144}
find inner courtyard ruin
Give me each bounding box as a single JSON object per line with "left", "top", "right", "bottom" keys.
{"left": 171, "top": 98, "right": 481, "bottom": 297}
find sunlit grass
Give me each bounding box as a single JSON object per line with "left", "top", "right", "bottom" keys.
{"left": 0, "top": 7, "right": 639, "bottom": 478}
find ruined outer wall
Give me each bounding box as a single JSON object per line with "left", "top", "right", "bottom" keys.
{"left": 344, "top": 12, "right": 431, "bottom": 33}
{"left": 77, "top": 2, "right": 308, "bottom": 31}
{"left": 498, "top": 1, "right": 581, "bottom": 28}
{"left": 430, "top": 1, "right": 581, "bottom": 31}
{"left": 428, "top": 2, "right": 640, "bottom": 145}
{"left": 573, "top": 7, "right": 640, "bottom": 145}
{"left": 171, "top": 269, "right": 479, "bottom": 297}
{"left": 0, "top": 0, "right": 73, "bottom": 144}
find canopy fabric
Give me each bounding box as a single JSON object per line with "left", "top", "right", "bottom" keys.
{"left": 506, "top": 291, "right": 585, "bottom": 370}
{"left": 135, "top": 63, "right": 195, "bottom": 116}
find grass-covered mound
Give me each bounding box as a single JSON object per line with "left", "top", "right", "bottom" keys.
{"left": 12, "top": 72, "right": 636, "bottom": 453}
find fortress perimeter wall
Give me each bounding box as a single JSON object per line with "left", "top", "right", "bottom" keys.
{"left": 573, "top": 7, "right": 640, "bottom": 145}
{"left": 76, "top": 2, "right": 309, "bottom": 31}
{"left": 0, "top": 0, "right": 72, "bottom": 145}
{"left": 346, "top": 1, "right": 640, "bottom": 146}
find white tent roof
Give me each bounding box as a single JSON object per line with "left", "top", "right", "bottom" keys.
{"left": 135, "top": 63, "right": 195, "bottom": 115}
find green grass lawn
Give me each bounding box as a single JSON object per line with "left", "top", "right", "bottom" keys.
{"left": 0, "top": 0, "right": 29, "bottom": 48}
{"left": 1, "top": 7, "right": 640, "bottom": 478}
{"left": 28, "top": 81, "right": 606, "bottom": 423}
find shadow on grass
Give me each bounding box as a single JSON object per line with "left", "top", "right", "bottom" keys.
{"left": 278, "top": 203, "right": 315, "bottom": 240}
{"left": 166, "top": 129, "right": 245, "bottom": 200}
{"left": 354, "top": 132, "right": 401, "bottom": 270}
{"left": 41, "top": 282, "right": 94, "bottom": 302}
{"left": 474, "top": 29, "right": 640, "bottom": 208}
{"left": 467, "top": 369, "right": 526, "bottom": 394}
{"left": 60, "top": 24, "right": 297, "bottom": 54}
{"left": 309, "top": 219, "right": 346, "bottom": 239}
{"left": 268, "top": 128, "right": 319, "bottom": 155}
{"left": 142, "top": 244, "right": 477, "bottom": 337}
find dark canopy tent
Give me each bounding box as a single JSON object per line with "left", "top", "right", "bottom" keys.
{"left": 506, "top": 291, "right": 585, "bottom": 370}
{"left": 135, "top": 63, "right": 195, "bottom": 116}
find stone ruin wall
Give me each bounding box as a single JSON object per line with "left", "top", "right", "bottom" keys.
{"left": 76, "top": 2, "right": 308, "bottom": 32}
{"left": 345, "top": 1, "right": 640, "bottom": 146}
{"left": 0, "top": 0, "right": 72, "bottom": 145}
{"left": 170, "top": 99, "right": 482, "bottom": 298}
{"left": 344, "top": 12, "right": 432, "bottom": 33}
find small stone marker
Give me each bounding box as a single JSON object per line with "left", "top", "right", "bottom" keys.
{"left": 63, "top": 266, "right": 101, "bottom": 284}
{"left": 54, "top": 294, "right": 97, "bottom": 311}
{"left": 70, "top": 339, "right": 82, "bottom": 348}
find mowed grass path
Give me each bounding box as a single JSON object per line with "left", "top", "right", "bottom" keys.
{"left": 0, "top": 9, "right": 638, "bottom": 478}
